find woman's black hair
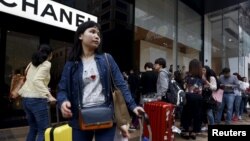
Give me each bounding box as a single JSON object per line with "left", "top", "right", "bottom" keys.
{"left": 68, "top": 21, "right": 102, "bottom": 61}
{"left": 204, "top": 65, "right": 220, "bottom": 90}
{"left": 144, "top": 62, "right": 154, "bottom": 70}
{"left": 31, "top": 44, "right": 52, "bottom": 67}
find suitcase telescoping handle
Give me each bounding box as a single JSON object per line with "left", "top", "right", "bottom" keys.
{"left": 48, "top": 101, "right": 60, "bottom": 126}
{"left": 139, "top": 112, "right": 152, "bottom": 141}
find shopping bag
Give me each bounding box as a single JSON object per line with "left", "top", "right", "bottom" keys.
{"left": 212, "top": 89, "right": 224, "bottom": 103}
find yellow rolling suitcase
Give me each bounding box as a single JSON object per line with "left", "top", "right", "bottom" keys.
{"left": 45, "top": 123, "right": 72, "bottom": 141}
{"left": 45, "top": 103, "right": 72, "bottom": 141}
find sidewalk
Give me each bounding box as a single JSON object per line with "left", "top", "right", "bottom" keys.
{"left": 0, "top": 114, "right": 249, "bottom": 141}
{"left": 129, "top": 113, "right": 250, "bottom": 141}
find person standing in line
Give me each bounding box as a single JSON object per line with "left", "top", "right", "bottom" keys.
{"left": 180, "top": 59, "right": 203, "bottom": 139}
{"left": 201, "top": 66, "right": 219, "bottom": 129}
{"left": 232, "top": 73, "right": 243, "bottom": 122}
{"left": 17, "top": 44, "right": 56, "bottom": 141}
{"left": 127, "top": 68, "right": 140, "bottom": 104}
{"left": 239, "top": 77, "right": 249, "bottom": 118}
{"left": 57, "top": 21, "right": 144, "bottom": 141}
{"left": 140, "top": 62, "right": 158, "bottom": 98}
{"left": 154, "top": 58, "right": 170, "bottom": 101}
{"left": 216, "top": 68, "right": 239, "bottom": 125}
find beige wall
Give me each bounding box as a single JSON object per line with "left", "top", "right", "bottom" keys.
{"left": 139, "top": 40, "right": 198, "bottom": 72}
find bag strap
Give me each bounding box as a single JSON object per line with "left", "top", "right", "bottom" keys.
{"left": 24, "top": 62, "right": 32, "bottom": 77}
{"left": 104, "top": 53, "right": 116, "bottom": 92}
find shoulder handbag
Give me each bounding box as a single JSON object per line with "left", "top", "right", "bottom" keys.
{"left": 104, "top": 53, "right": 131, "bottom": 128}
{"left": 10, "top": 63, "right": 31, "bottom": 99}
{"left": 75, "top": 61, "right": 113, "bottom": 131}
{"left": 212, "top": 88, "right": 224, "bottom": 103}
{"left": 78, "top": 106, "right": 113, "bottom": 130}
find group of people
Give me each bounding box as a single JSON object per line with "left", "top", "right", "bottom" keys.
{"left": 12, "top": 20, "right": 250, "bottom": 141}
{"left": 125, "top": 58, "right": 250, "bottom": 140}
{"left": 15, "top": 21, "right": 143, "bottom": 141}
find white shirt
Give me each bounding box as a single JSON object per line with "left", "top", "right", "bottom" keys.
{"left": 82, "top": 58, "right": 105, "bottom": 107}
{"left": 209, "top": 76, "right": 217, "bottom": 91}
{"left": 19, "top": 61, "right": 51, "bottom": 98}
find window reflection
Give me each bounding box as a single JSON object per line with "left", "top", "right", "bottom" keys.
{"left": 49, "top": 40, "right": 72, "bottom": 96}
{"left": 208, "top": 1, "right": 250, "bottom": 76}
{"left": 2, "top": 31, "right": 39, "bottom": 128}
{"left": 135, "top": 0, "right": 201, "bottom": 72}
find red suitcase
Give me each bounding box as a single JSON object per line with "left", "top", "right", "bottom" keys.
{"left": 143, "top": 101, "right": 175, "bottom": 141}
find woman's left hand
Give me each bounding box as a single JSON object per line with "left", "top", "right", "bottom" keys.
{"left": 133, "top": 106, "right": 145, "bottom": 116}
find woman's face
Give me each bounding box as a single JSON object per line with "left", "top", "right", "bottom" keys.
{"left": 79, "top": 27, "right": 100, "bottom": 50}
{"left": 202, "top": 68, "right": 206, "bottom": 75}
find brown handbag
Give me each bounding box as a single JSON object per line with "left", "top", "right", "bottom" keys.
{"left": 105, "top": 53, "right": 131, "bottom": 128}
{"left": 10, "top": 63, "right": 31, "bottom": 99}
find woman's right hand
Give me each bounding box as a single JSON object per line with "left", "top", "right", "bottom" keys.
{"left": 48, "top": 95, "right": 57, "bottom": 103}
{"left": 61, "top": 101, "right": 73, "bottom": 118}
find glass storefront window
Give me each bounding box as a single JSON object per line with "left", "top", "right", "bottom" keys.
{"left": 135, "top": 0, "right": 175, "bottom": 71}
{"left": 2, "top": 33, "right": 73, "bottom": 128}
{"left": 49, "top": 40, "right": 72, "bottom": 95}
{"left": 207, "top": 1, "right": 250, "bottom": 78}
{"left": 135, "top": 0, "right": 201, "bottom": 72}
{"left": 178, "top": 1, "right": 202, "bottom": 70}
{"left": 3, "top": 31, "right": 39, "bottom": 128}
{"left": 239, "top": 1, "right": 250, "bottom": 78}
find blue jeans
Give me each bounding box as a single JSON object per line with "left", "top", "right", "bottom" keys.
{"left": 22, "top": 98, "right": 49, "bottom": 141}
{"left": 207, "top": 109, "right": 215, "bottom": 125}
{"left": 240, "top": 96, "right": 248, "bottom": 116}
{"left": 215, "top": 93, "right": 235, "bottom": 124}
{"left": 234, "top": 95, "right": 242, "bottom": 117}
{"left": 72, "top": 125, "right": 116, "bottom": 141}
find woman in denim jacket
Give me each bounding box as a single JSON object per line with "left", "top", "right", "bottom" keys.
{"left": 57, "top": 21, "right": 144, "bottom": 141}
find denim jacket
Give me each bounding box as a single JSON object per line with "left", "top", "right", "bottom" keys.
{"left": 57, "top": 53, "right": 137, "bottom": 128}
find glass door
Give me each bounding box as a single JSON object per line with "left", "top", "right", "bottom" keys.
{"left": 207, "top": 1, "right": 250, "bottom": 77}
{"left": 2, "top": 31, "right": 39, "bottom": 128}
{"left": 207, "top": 5, "right": 240, "bottom": 75}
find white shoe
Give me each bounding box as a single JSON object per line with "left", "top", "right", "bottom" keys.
{"left": 201, "top": 127, "right": 208, "bottom": 132}
{"left": 238, "top": 116, "right": 242, "bottom": 120}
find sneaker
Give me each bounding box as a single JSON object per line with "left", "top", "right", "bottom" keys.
{"left": 238, "top": 116, "right": 242, "bottom": 120}
{"left": 201, "top": 126, "right": 208, "bottom": 132}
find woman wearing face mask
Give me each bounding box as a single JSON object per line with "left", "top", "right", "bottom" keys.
{"left": 57, "top": 21, "right": 144, "bottom": 141}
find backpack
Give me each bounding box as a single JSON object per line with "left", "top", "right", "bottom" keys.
{"left": 163, "top": 72, "right": 186, "bottom": 106}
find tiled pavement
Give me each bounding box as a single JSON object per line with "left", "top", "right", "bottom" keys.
{"left": 0, "top": 114, "right": 249, "bottom": 141}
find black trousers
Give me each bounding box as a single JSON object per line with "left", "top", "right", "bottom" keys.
{"left": 181, "top": 93, "right": 203, "bottom": 133}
